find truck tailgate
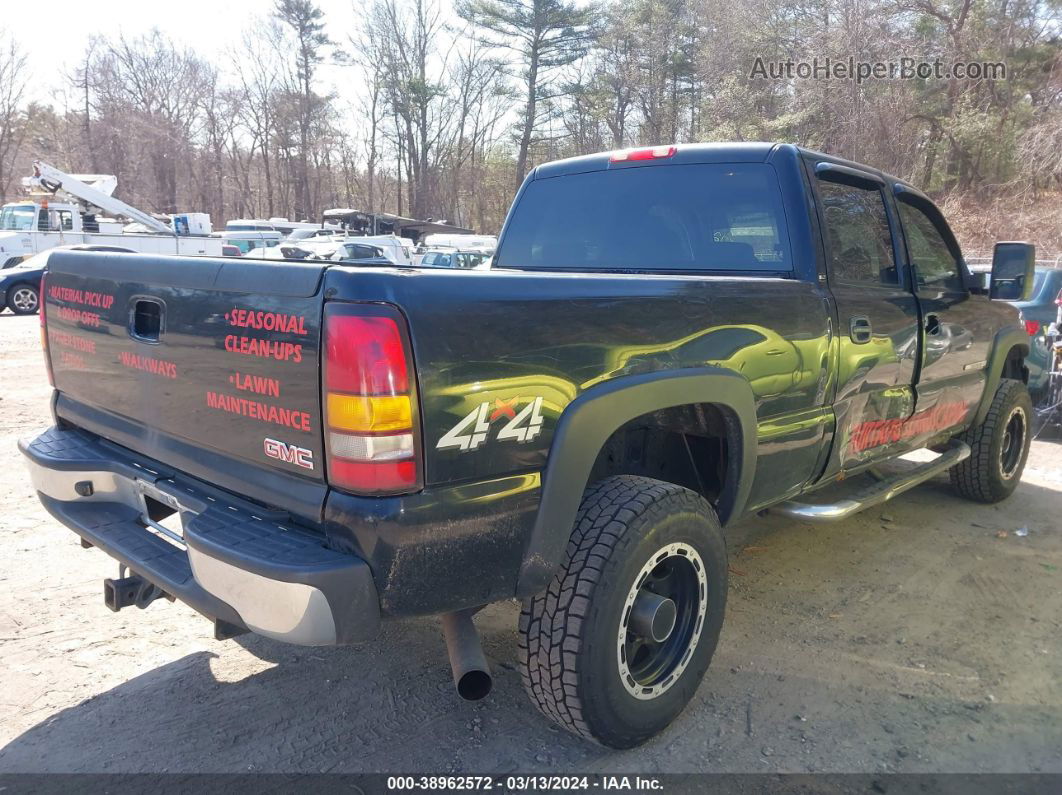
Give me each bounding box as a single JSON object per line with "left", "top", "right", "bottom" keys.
{"left": 42, "top": 250, "right": 329, "bottom": 520}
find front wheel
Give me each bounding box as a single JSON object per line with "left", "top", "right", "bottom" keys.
{"left": 519, "top": 475, "right": 728, "bottom": 748}
{"left": 950, "top": 379, "right": 1032, "bottom": 503}
{"left": 7, "top": 284, "right": 39, "bottom": 315}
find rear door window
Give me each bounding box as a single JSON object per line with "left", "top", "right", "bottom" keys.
{"left": 817, "top": 178, "right": 898, "bottom": 285}
{"left": 496, "top": 163, "right": 792, "bottom": 272}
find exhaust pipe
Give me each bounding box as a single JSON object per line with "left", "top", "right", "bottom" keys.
{"left": 441, "top": 608, "right": 492, "bottom": 701}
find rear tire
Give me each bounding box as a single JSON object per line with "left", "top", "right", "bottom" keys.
{"left": 7, "top": 284, "right": 39, "bottom": 315}
{"left": 950, "top": 379, "right": 1032, "bottom": 503}
{"left": 518, "top": 475, "right": 727, "bottom": 748}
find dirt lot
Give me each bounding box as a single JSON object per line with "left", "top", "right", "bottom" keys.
{"left": 0, "top": 310, "right": 1059, "bottom": 774}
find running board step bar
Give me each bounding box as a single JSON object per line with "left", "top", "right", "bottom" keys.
{"left": 774, "top": 440, "right": 971, "bottom": 523}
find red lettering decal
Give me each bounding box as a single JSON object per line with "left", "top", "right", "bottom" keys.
{"left": 118, "top": 351, "right": 178, "bottom": 379}
{"left": 50, "top": 329, "right": 97, "bottom": 354}
{"left": 225, "top": 306, "right": 309, "bottom": 336}
{"left": 48, "top": 285, "right": 114, "bottom": 309}
{"left": 205, "top": 391, "right": 311, "bottom": 432}
{"left": 232, "top": 372, "right": 282, "bottom": 397}
{"left": 59, "top": 350, "right": 87, "bottom": 369}
{"left": 55, "top": 306, "right": 101, "bottom": 328}
{"left": 223, "top": 334, "right": 304, "bottom": 363}
{"left": 849, "top": 401, "right": 969, "bottom": 453}
{"left": 259, "top": 375, "right": 281, "bottom": 397}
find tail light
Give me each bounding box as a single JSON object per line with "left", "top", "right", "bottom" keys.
{"left": 610, "top": 145, "right": 677, "bottom": 163}
{"left": 39, "top": 271, "right": 54, "bottom": 386}
{"left": 1024, "top": 319, "right": 1041, "bottom": 336}
{"left": 323, "top": 303, "right": 420, "bottom": 495}
{"left": 1055, "top": 289, "right": 1062, "bottom": 307}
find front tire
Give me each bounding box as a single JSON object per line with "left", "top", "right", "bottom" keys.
{"left": 7, "top": 284, "right": 39, "bottom": 315}
{"left": 519, "top": 475, "right": 728, "bottom": 748}
{"left": 950, "top": 379, "right": 1032, "bottom": 503}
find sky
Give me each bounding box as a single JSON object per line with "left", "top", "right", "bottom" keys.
{"left": 4, "top": 0, "right": 389, "bottom": 106}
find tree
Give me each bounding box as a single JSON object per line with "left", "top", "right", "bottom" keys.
{"left": 459, "top": 0, "right": 594, "bottom": 190}
{"left": 83, "top": 30, "right": 212, "bottom": 213}
{"left": 231, "top": 24, "right": 285, "bottom": 217}
{"left": 349, "top": 26, "right": 388, "bottom": 213}
{"left": 366, "top": 0, "right": 453, "bottom": 219}
{"left": 273, "top": 0, "right": 331, "bottom": 220}
{"left": 0, "top": 31, "right": 29, "bottom": 199}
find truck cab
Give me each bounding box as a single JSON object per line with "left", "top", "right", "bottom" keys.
{"left": 0, "top": 200, "right": 101, "bottom": 266}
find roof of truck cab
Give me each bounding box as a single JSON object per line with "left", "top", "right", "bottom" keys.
{"left": 532, "top": 142, "right": 913, "bottom": 191}
{"left": 533, "top": 142, "right": 785, "bottom": 179}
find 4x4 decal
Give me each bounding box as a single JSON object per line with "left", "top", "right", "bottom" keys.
{"left": 437, "top": 396, "right": 544, "bottom": 451}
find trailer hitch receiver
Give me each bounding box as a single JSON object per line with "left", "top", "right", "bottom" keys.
{"left": 104, "top": 574, "right": 166, "bottom": 612}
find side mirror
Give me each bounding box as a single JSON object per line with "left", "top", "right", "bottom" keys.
{"left": 989, "top": 242, "right": 1035, "bottom": 301}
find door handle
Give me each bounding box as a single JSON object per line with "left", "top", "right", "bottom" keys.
{"left": 925, "top": 313, "right": 941, "bottom": 335}
{"left": 849, "top": 316, "right": 872, "bottom": 344}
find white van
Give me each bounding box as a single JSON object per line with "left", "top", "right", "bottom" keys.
{"left": 292, "top": 237, "right": 412, "bottom": 266}
{"left": 420, "top": 233, "right": 497, "bottom": 254}
{"left": 221, "top": 229, "right": 282, "bottom": 255}
{"left": 333, "top": 236, "right": 415, "bottom": 266}
{"left": 283, "top": 226, "right": 344, "bottom": 244}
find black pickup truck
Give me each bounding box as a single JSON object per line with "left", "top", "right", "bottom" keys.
{"left": 22, "top": 143, "right": 1037, "bottom": 748}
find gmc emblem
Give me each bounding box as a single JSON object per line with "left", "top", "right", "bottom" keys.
{"left": 263, "top": 437, "right": 314, "bottom": 470}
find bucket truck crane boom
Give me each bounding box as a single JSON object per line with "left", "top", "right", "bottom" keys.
{"left": 24, "top": 161, "right": 173, "bottom": 235}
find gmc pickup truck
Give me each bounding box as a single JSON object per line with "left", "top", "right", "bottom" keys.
{"left": 21, "top": 143, "right": 1037, "bottom": 749}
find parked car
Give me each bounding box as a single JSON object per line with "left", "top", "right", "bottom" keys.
{"left": 246, "top": 244, "right": 316, "bottom": 261}
{"left": 329, "top": 241, "right": 388, "bottom": 263}
{"left": 300, "top": 238, "right": 411, "bottom": 266}
{"left": 221, "top": 244, "right": 243, "bottom": 257}
{"left": 282, "top": 227, "right": 344, "bottom": 244}
{"left": 419, "top": 249, "right": 490, "bottom": 269}
{"left": 23, "top": 143, "right": 1035, "bottom": 748}
{"left": 1, "top": 244, "right": 134, "bottom": 314}
{"left": 1011, "top": 267, "right": 1062, "bottom": 399}
{"left": 349, "top": 235, "right": 415, "bottom": 266}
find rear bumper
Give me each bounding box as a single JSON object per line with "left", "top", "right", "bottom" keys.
{"left": 20, "top": 426, "right": 380, "bottom": 645}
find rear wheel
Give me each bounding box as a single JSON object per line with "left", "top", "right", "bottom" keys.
{"left": 519, "top": 475, "right": 727, "bottom": 748}
{"left": 7, "top": 284, "right": 39, "bottom": 315}
{"left": 950, "top": 379, "right": 1032, "bottom": 503}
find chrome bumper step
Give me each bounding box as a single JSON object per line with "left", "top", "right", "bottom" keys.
{"left": 20, "top": 426, "right": 380, "bottom": 645}
{"left": 774, "top": 440, "right": 971, "bottom": 523}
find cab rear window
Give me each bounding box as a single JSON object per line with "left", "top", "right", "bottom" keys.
{"left": 496, "top": 163, "right": 792, "bottom": 272}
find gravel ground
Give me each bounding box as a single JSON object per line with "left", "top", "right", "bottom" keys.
{"left": 0, "top": 311, "right": 1059, "bottom": 774}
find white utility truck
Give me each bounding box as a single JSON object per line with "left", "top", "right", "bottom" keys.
{"left": 0, "top": 161, "right": 222, "bottom": 266}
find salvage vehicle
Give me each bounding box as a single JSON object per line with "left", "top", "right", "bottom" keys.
{"left": 1012, "top": 267, "right": 1062, "bottom": 401}
{"left": 419, "top": 249, "right": 491, "bottom": 269}
{"left": 21, "top": 143, "right": 1035, "bottom": 749}
{"left": 255, "top": 241, "right": 395, "bottom": 266}
{"left": 0, "top": 257, "right": 42, "bottom": 314}
{"left": 0, "top": 244, "right": 134, "bottom": 314}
